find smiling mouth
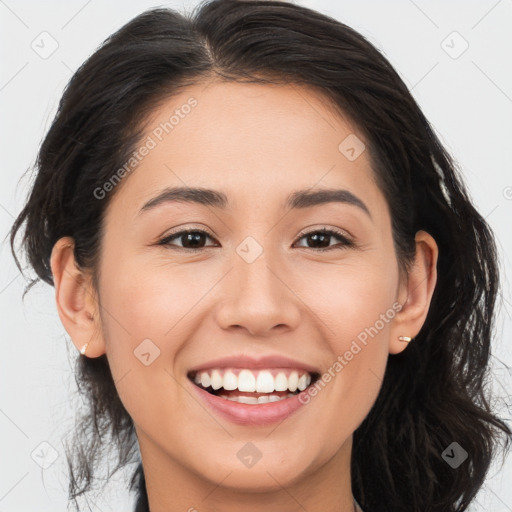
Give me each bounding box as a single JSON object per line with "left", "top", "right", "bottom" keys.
{"left": 187, "top": 368, "right": 321, "bottom": 404}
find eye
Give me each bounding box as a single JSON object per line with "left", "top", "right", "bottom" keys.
{"left": 157, "top": 229, "right": 219, "bottom": 252}
{"left": 293, "top": 227, "right": 354, "bottom": 252}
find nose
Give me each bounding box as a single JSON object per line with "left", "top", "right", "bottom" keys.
{"left": 214, "top": 250, "right": 302, "bottom": 337}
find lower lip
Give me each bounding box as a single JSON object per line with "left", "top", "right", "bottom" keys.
{"left": 189, "top": 381, "right": 311, "bottom": 426}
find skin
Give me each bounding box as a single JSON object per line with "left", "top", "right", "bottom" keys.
{"left": 50, "top": 80, "right": 438, "bottom": 512}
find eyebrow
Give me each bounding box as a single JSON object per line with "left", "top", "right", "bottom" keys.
{"left": 138, "top": 186, "right": 372, "bottom": 219}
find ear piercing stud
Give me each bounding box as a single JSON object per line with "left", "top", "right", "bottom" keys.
{"left": 80, "top": 342, "right": 89, "bottom": 355}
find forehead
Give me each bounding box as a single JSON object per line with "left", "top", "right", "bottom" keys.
{"left": 108, "top": 81, "right": 384, "bottom": 218}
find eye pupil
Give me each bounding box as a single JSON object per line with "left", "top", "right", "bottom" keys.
{"left": 307, "top": 233, "right": 330, "bottom": 248}
{"left": 183, "top": 232, "right": 205, "bottom": 248}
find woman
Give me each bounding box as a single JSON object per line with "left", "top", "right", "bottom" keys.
{"left": 9, "top": 0, "right": 511, "bottom": 511}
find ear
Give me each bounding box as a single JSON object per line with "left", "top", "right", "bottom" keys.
{"left": 389, "top": 230, "right": 438, "bottom": 355}
{"left": 50, "top": 236, "right": 106, "bottom": 358}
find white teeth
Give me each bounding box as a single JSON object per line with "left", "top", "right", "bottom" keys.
{"left": 223, "top": 370, "right": 238, "bottom": 391}
{"left": 200, "top": 372, "right": 211, "bottom": 388}
{"left": 219, "top": 393, "right": 296, "bottom": 403}
{"left": 256, "top": 370, "right": 275, "bottom": 393}
{"left": 298, "top": 373, "right": 309, "bottom": 391}
{"left": 288, "top": 371, "right": 299, "bottom": 392}
{"left": 193, "top": 368, "right": 314, "bottom": 394}
{"left": 238, "top": 369, "right": 256, "bottom": 392}
{"left": 274, "top": 372, "right": 289, "bottom": 391}
{"left": 210, "top": 369, "right": 223, "bottom": 390}
{"left": 237, "top": 396, "right": 259, "bottom": 404}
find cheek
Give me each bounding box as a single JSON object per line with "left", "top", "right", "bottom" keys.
{"left": 297, "top": 259, "right": 396, "bottom": 418}
{"left": 99, "top": 250, "right": 213, "bottom": 341}
{"left": 96, "top": 265, "right": 192, "bottom": 437}
{"left": 295, "top": 255, "right": 398, "bottom": 347}
{"left": 96, "top": 254, "right": 222, "bottom": 407}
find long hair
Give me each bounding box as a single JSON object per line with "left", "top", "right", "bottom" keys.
{"left": 9, "top": 1, "right": 511, "bottom": 510}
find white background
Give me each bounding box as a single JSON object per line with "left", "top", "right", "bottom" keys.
{"left": 1, "top": 0, "right": 511, "bottom": 510}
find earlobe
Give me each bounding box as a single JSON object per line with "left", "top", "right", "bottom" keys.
{"left": 50, "top": 237, "right": 105, "bottom": 358}
{"left": 389, "top": 230, "right": 438, "bottom": 355}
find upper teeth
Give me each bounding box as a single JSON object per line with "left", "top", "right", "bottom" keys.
{"left": 193, "top": 369, "right": 312, "bottom": 393}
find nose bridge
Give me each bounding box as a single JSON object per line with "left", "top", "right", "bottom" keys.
{"left": 236, "top": 242, "right": 282, "bottom": 304}
{"left": 214, "top": 236, "right": 301, "bottom": 335}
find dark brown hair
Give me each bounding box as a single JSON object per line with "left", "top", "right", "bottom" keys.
{"left": 10, "top": 1, "right": 511, "bottom": 510}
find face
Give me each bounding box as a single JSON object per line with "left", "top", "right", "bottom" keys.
{"left": 90, "top": 81, "right": 405, "bottom": 493}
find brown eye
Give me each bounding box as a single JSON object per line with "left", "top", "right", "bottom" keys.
{"left": 158, "top": 230, "right": 218, "bottom": 251}
{"left": 294, "top": 228, "right": 354, "bottom": 252}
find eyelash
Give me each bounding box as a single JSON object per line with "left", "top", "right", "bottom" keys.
{"left": 157, "top": 227, "right": 355, "bottom": 253}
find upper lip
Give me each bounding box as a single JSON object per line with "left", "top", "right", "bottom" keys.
{"left": 188, "top": 354, "right": 320, "bottom": 376}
